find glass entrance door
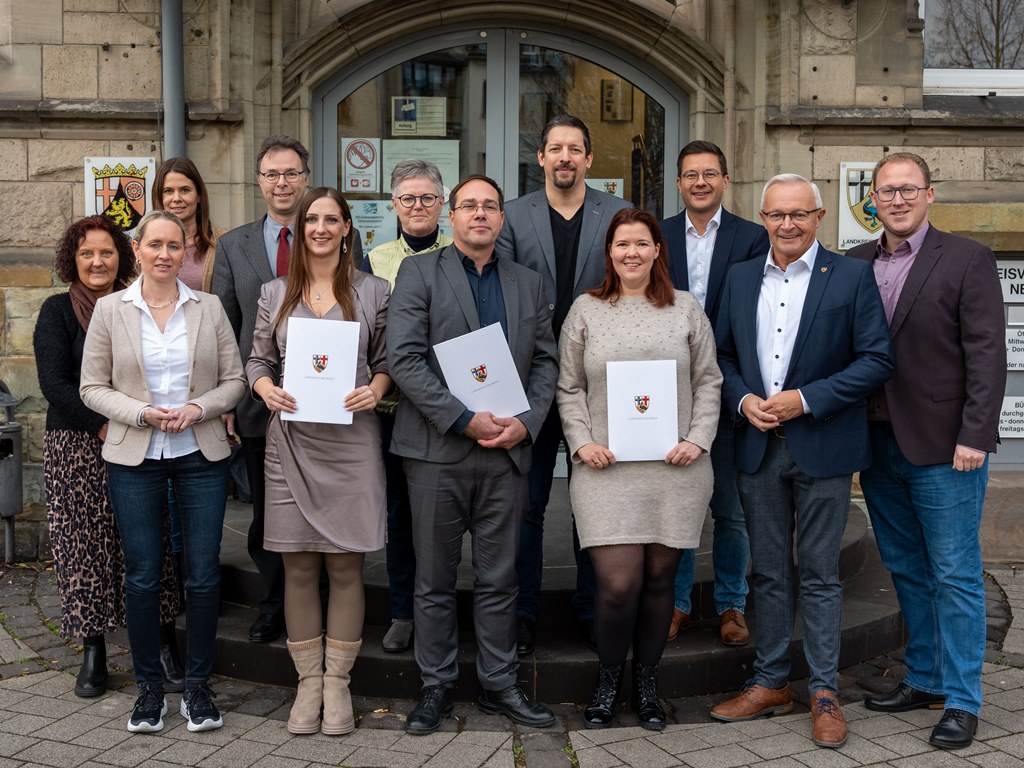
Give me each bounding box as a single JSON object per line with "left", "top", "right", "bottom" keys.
{"left": 313, "top": 24, "right": 685, "bottom": 229}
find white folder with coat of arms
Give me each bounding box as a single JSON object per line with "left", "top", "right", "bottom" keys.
{"left": 606, "top": 359, "right": 678, "bottom": 461}
{"left": 281, "top": 316, "right": 361, "bottom": 425}
{"left": 433, "top": 322, "right": 530, "bottom": 417}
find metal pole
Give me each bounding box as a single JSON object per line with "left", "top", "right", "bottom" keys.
{"left": 161, "top": 0, "right": 187, "bottom": 158}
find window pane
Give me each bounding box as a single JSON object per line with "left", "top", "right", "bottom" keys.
{"left": 517, "top": 46, "right": 665, "bottom": 216}
{"left": 924, "top": 0, "right": 1024, "bottom": 70}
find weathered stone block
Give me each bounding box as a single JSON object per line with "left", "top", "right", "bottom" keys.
{"left": 812, "top": 145, "right": 879, "bottom": 182}
{"left": 183, "top": 44, "right": 212, "bottom": 102}
{"left": 11, "top": 0, "right": 62, "bottom": 44}
{"left": 0, "top": 357, "right": 44, "bottom": 405}
{"left": 855, "top": 85, "right": 905, "bottom": 109}
{"left": 2, "top": 44, "right": 43, "bottom": 99}
{"left": 28, "top": 140, "right": 107, "bottom": 182}
{"left": 62, "top": 12, "right": 160, "bottom": 46}
{"left": 987, "top": 149, "right": 1024, "bottom": 182}
{"left": 799, "top": 56, "right": 857, "bottom": 106}
{"left": 0, "top": 184, "right": 73, "bottom": 248}
{"left": 42, "top": 45, "right": 98, "bottom": 100}
{"left": 0, "top": 141, "right": 28, "bottom": 182}
{"left": 901, "top": 146, "right": 986, "bottom": 182}
{"left": 800, "top": 0, "right": 856, "bottom": 55}
{"left": 5, "top": 288, "right": 62, "bottom": 356}
{"left": 63, "top": 0, "right": 119, "bottom": 11}
{"left": 0, "top": 264, "right": 55, "bottom": 288}
{"left": 97, "top": 45, "right": 161, "bottom": 100}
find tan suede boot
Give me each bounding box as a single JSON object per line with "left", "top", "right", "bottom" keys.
{"left": 322, "top": 637, "right": 361, "bottom": 735}
{"left": 286, "top": 637, "right": 324, "bottom": 734}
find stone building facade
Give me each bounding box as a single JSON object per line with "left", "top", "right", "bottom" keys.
{"left": 1, "top": 0, "right": 1022, "bottom": 557}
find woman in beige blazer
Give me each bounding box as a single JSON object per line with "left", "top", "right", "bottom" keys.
{"left": 81, "top": 210, "right": 246, "bottom": 736}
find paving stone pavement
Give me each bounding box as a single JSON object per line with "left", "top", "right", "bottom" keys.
{"left": 0, "top": 563, "right": 1021, "bottom": 767}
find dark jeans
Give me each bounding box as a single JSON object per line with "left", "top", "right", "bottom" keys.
{"left": 106, "top": 452, "right": 228, "bottom": 687}
{"left": 380, "top": 413, "right": 416, "bottom": 621}
{"left": 517, "top": 403, "right": 596, "bottom": 622}
{"left": 242, "top": 436, "right": 285, "bottom": 616}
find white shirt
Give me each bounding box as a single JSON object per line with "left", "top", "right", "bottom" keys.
{"left": 123, "top": 278, "right": 201, "bottom": 459}
{"left": 684, "top": 206, "right": 723, "bottom": 310}
{"left": 745, "top": 242, "right": 819, "bottom": 415}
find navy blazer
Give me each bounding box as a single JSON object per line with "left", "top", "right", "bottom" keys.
{"left": 715, "top": 245, "right": 894, "bottom": 478}
{"left": 661, "top": 207, "right": 770, "bottom": 326}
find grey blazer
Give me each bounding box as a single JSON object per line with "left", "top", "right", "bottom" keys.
{"left": 494, "top": 185, "right": 632, "bottom": 307}
{"left": 212, "top": 217, "right": 276, "bottom": 438}
{"left": 80, "top": 288, "right": 247, "bottom": 466}
{"left": 386, "top": 245, "right": 559, "bottom": 474}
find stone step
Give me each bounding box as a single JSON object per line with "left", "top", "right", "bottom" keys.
{"left": 204, "top": 498, "right": 902, "bottom": 701}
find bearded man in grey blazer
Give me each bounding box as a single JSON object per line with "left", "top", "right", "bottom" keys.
{"left": 211, "top": 135, "right": 310, "bottom": 644}
{"left": 388, "top": 175, "right": 559, "bottom": 734}
{"left": 494, "top": 115, "right": 631, "bottom": 654}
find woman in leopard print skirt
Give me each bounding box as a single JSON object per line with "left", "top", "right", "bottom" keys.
{"left": 34, "top": 216, "right": 181, "bottom": 698}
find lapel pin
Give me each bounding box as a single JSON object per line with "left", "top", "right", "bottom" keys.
{"left": 821, "top": 267, "right": 828, "bottom": 273}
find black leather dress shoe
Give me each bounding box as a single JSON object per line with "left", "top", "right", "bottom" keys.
{"left": 929, "top": 708, "right": 978, "bottom": 750}
{"left": 248, "top": 612, "right": 284, "bottom": 643}
{"left": 516, "top": 616, "right": 535, "bottom": 657}
{"left": 864, "top": 682, "right": 945, "bottom": 712}
{"left": 406, "top": 685, "right": 454, "bottom": 734}
{"left": 478, "top": 685, "right": 556, "bottom": 727}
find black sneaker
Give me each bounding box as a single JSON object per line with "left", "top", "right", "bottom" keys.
{"left": 127, "top": 683, "right": 167, "bottom": 733}
{"left": 180, "top": 685, "right": 223, "bottom": 732}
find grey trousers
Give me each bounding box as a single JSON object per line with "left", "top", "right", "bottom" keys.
{"left": 404, "top": 445, "right": 527, "bottom": 691}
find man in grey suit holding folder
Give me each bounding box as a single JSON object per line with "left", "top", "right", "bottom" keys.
{"left": 387, "top": 175, "right": 559, "bottom": 734}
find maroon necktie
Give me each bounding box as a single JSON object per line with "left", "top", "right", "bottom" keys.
{"left": 276, "top": 226, "right": 290, "bottom": 277}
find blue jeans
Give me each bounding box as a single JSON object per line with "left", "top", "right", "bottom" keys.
{"left": 380, "top": 413, "right": 415, "bottom": 621}
{"left": 517, "top": 403, "right": 595, "bottom": 622}
{"left": 860, "top": 425, "right": 988, "bottom": 715}
{"left": 674, "top": 412, "right": 749, "bottom": 615}
{"left": 107, "top": 452, "right": 228, "bottom": 688}
{"left": 737, "top": 435, "right": 850, "bottom": 695}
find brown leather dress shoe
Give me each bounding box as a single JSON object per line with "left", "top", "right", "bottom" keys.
{"left": 719, "top": 608, "right": 750, "bottom": 646}
{"left": 667, "top": 609, "right": 690, "bottom": 641}
{"left": 810, "top": 690, "right": 848, "bottom": 748}
{"left": 710, "top": 682, "right": 793, "bottom": 722}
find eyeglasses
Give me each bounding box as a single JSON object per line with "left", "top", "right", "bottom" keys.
{"left": 258, "top": 170, "right": 306, "bottom": 183}
{"left": 873, "top": 185, "right": 928, "bottom": 202}
{"left": 395, "top": 193, "right": 440, "bottom": 208}
{"left": 453, "top": 201, "right": 501, "bottom": 214}
{"left": 679, "top": 170, "right": 723, "bottom": 183}
{"left": 761, "top": 208, "right": 821, "bottom": 224}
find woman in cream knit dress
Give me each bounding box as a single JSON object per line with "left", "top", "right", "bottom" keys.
{"left": 557, "top": 208, "right": 722, "bottom": 730}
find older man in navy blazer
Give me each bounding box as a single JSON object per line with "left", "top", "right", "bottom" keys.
{"left": 660, "top": 140, "right": 770, "bottom": 647}
{"left": 849, "top": 153, "right": 1005, "bottom": 751}
{"left": 710, "top": 174, "right": 892, "bottom": 749}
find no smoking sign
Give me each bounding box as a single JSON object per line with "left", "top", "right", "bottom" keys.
{"left": 341, "top": 138, "right": 380, "bottom": 193}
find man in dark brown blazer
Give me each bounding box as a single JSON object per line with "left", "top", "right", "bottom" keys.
{"left": 846, "top": 152, "right": 1006, "bottom": 751}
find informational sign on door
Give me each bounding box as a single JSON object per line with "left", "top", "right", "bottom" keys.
{"left": 1000, "top": 396, "right": 1024, "bottom": 438}
{"left": 382, "top": 140, "right": 459, "bottom": 194}
{"left": 341, "top": 138, "right": 380, "bottom": 193}
{"left": 348, "top": 200, "right": 397, "bottom": 252}
{"left": 391, "top": 97, "right": 446, "bottom": 136}
{"left": 998, "top": 260, "right": 1024, "bottom": 304}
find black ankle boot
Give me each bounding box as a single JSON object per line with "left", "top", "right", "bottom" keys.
{"left": 159, "top": 621, "right": 185, "bottom": 693}
{"left": 74, "top": 635, "right": 107, "bottom": 698}
{"left": 584, "top": 663, "right": 624, "bottom": 728}
{"left": 632, "top": 662, "right": 666, "bottom": 730}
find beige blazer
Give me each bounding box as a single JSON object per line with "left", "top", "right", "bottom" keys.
{"left": 80, "top": 287, "right": 247, "bottom": 466}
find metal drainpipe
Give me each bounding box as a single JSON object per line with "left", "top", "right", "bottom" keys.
{"left": 161, "top": 0, "right": 187, "bottom": 158}
{"left": 724, "top": 0, "right": 737, "bottom": 198}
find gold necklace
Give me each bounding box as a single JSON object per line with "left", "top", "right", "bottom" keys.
{"left": 144, "top": 292, "right": 179, "bottom": 310}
